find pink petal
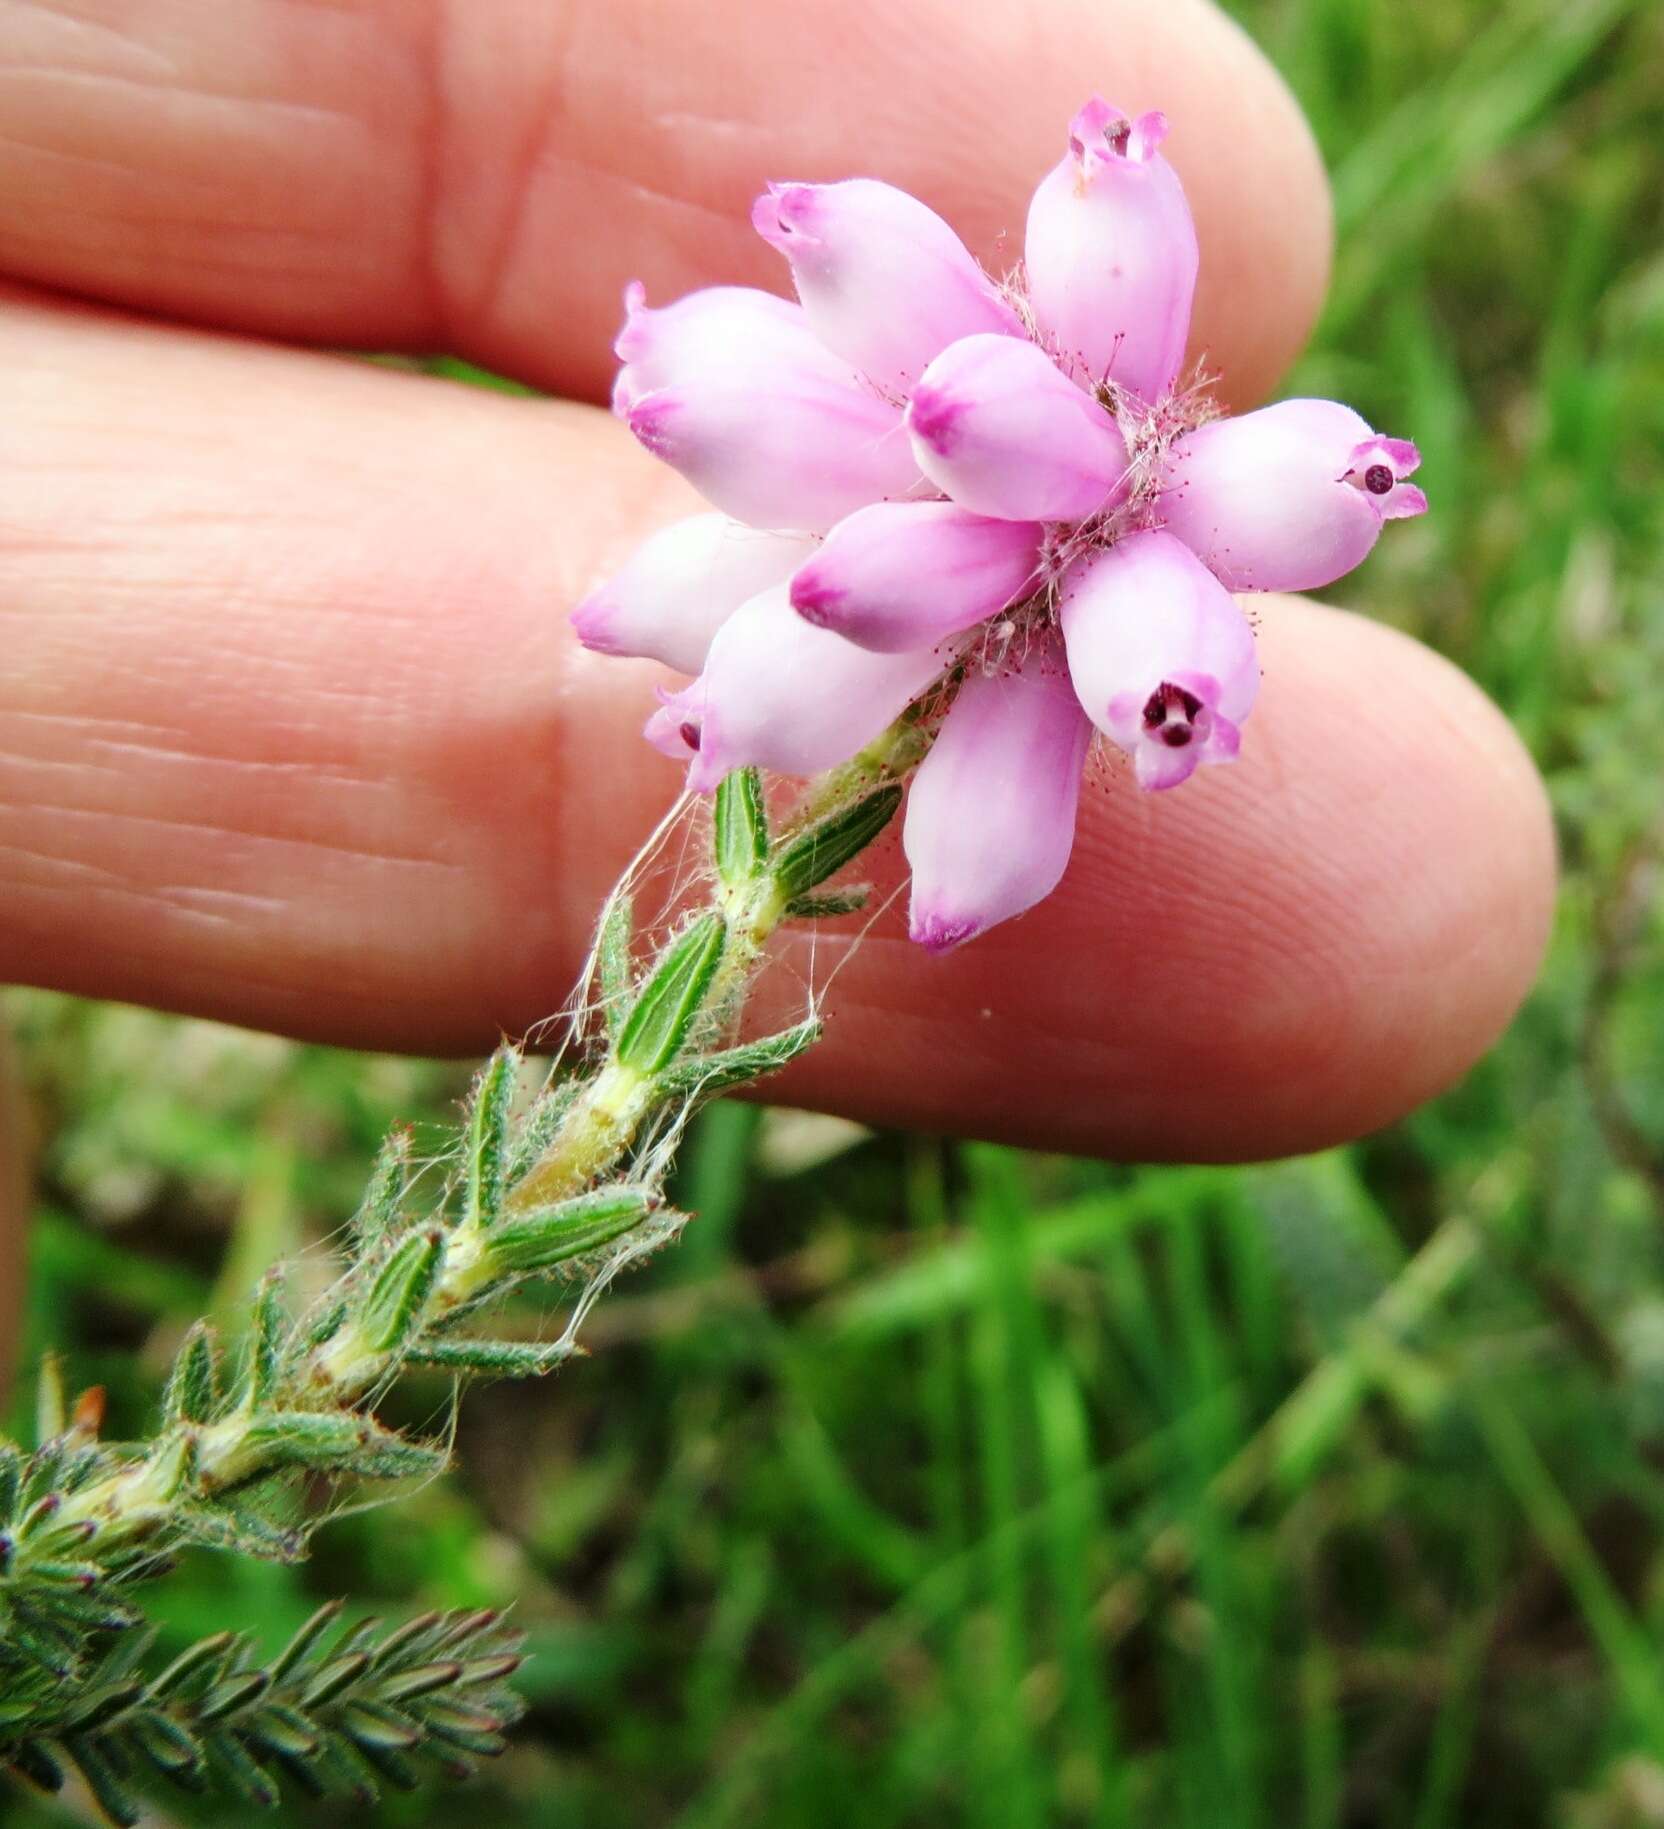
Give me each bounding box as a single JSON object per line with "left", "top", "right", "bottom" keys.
{"left": 644, "top": 693, "right": 704, "bottom": 761}
{"left": 1023, "top": 99, "right": 1198, "bottom": 405}
{"left": 905, "top": 637, "right": 1092, "bottom": 951}
{"left": 790, "top": 502, "right": 1042, "bottom": 652}
{"left": 678, "top": 584, "right": 947, "bottom": 790}
{"left": 615, "top": 282, "right": 922, "bottom": 532}
{"left": 1339, "top": 434, "right": 1429, "bottom": 523}
{"left": 572, "top": 514, "right": 817, "bottom": 674}
{"left": 612, "top": 281, "right": 811, "bottom": 413}
{"left": 752, "top": 179, "right": 1023, "bottom": 393}
{"left": 905, "top": 333, "right": 1131, "bottom": 522}
{"left": 1059, "top": 530, "right": 1258, "bottom": 792}
{"left": 1158, "top": 400, "right": 1426, "bottom": 591}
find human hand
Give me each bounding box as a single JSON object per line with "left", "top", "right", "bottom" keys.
{"left": 0, "top": 0, "right": 1553, "bottom": 1181}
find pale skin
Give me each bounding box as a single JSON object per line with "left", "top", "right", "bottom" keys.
{"left": 0, "top": 1, "right": 1556, "bottom": 1344}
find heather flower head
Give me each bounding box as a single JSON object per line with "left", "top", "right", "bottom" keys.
{"left": 574, "top": 99, "right": 1426, "bottom": 951}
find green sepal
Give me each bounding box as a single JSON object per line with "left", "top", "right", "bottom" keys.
{"left": 202, "top": 1727, "right": 279, "bottom": 1807}
{"left": 35, "top": 1353, "right": 66, "bottom": 1445}
{"left": 17, "top": 1584, "right": 139, "bottom": 1634}
{"left": 713, "top": 768, "right": 769, "bottom": 886}
{"left": 407, "top": 1338, "right": 573, "bottom": 1378}
{"left": 128, "top": 1707, "right": 206, "bottom": 1779}
{"left": 348, "top": 1128, "right": 411, "bottom": 1256}
{"left": 57, "top": 1679, "right": 143, "bottom": 1735}
{"left": 301, "top": 1297, "right": 349, "bottom": 1353}
{"left": 7, "top": 1737, "right": 65, "bottom": 1793}
{"left": 655, "top": 1019, "right": 823, "bottom": 1101}
{"left": 267, "top": 1600, "right": 344, "bottom": 1685}
{"left": 596, "top": 891, "right": 635, "bottom": 1040}
{"left": 142, "top": 1429, "right": 199, "bottom": 1506}
{"left": 359, "top": 1228, "right": 445, "bottom": 1356}
{"left": 236, "top": 1413, "right": 446, "bottom": 1484}
{"left": 784, "top": 885, "right": 870, "bottom": 920}
{"left": 25, "top": 1557, "right": 104, "bottom": 1590}
{"left": 488, "top": 1188, "right": 658, "bottom": 1276}
{"left": 246, "top": 1267, "right": 287, "bottom": 1408}
{"left": 196, "top": 1668, "right": 273, "bottom": 1723}
{"left": 163, "top": 1321, "right": 222, "bottom": 1426}
{"left": 364, "top": 1608, "right": 446, "bottom": 1669}
{"left": 614, "top": 914, "right": 726, "bottom": 1073}
{"left": 148, "top": 1631, "right": 236, "bottom": 1699}
{"left": 0, "top": 1443, "right": 23, "bottom": 1523}
{"left": 379, "top": 1660, "right": 464, "bottom": 1702}
{"left": 61, "top": 1735, "right": 140, "bottom": 1828}
{"left": 770, "top": 784, "right": 902, "bottom": 901}
{"left": 460, "top": 1047, "right": 518, "bottom": 1230}
{"left": 300, "top": 1650, "right": 371, "bottom": 1709}
{"left": 1, "top": 1611, "right": 78, "bottom": 1677}
{"left": 180, "top": 1502, "right": 305, "bottom": 1564}
{"left": 503, "top": 1079, "right": 580, "bottom": 1185}
{"left": 246, "top": 1700, "right": 320, "bottom": 1760}
{"left": 341, "top": 1697, "right": 422, "bottom": 1750}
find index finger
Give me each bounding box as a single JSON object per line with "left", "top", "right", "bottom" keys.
{"left": 0, "top": 0, "right": 1330, "bottom": 404}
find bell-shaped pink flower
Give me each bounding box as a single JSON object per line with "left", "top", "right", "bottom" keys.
{"left": 571, "top": 514, "right": 817, "bottom": 674}
{"left": 790, "top": 502, "right": 1043, "bottom": 652}
{"left": 904, "top": 639, "right": 1093, "bottom": 952}
{"left": 1023, "top": 101, "right": 1198, "bottom": 404}
{"left": 1157, "top": 400, "right": 1427, "bottom": 592}
{"left": 677, "top": 585, "right": 946, "bottom": 791}
{"left": 1059, "top": 530, "right": 1258, "bottom": 790}
{"left": 615, "top": 283, "right": 921, "bottom": 532}
{"left": 752, "top": 179, "right": 1024, "bottom": 394}
{"left": 906, "top": 333, "right": 1131, "bottom": 522}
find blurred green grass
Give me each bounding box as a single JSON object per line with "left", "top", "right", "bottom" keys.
{"left": 7, "top": 0, "right": 1664, "bottom": 1822}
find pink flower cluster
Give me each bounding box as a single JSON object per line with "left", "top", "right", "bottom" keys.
{"left": 574, "top": 100, "right": 1426, "bottom": 952}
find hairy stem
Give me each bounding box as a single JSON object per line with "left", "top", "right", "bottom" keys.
{"left": 0, "top": 733, "right": 928, "bottom": 1620}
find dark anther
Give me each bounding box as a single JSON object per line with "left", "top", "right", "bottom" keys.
{"left": 679, "top": 721, "right": 702, "bottom": 752}
{"left": 1144, "top": 682, "right": 1203, "bottom": 748}
{"left": 1363, "top": 463, "right": 1395, "bottom": 496}
{"left": 1143, "top": 682, "right": 1203, "bottom": 732}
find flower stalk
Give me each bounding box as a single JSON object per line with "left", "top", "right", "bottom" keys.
{"left": 1, "top": 737, "right": 926, "bottom": 1816}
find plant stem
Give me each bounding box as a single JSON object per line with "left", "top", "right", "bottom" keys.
{"left": 0, "top": 731, "right": 929, "bottom": 1595}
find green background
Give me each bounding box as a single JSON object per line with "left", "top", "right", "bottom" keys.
{"left": 7, "top": 0, "right": 1664, "bottom": 1821}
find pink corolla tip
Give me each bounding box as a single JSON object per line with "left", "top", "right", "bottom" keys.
{"left": 1068, "top": 99, "right": 1170, "bottom": 169}
{"left": 751, "top": 183, "right": 820, "bottom": 248}
{"left": 625, "top": 392, "right": 679, "bottom": 458}
{"left": 644, "top": 688, "right": 704, "bottom": 761}
{"left": 571, "top": 514, "right": 816, "bottom": 675}
{"left": 1105, "top": 671, "right": 1240, "bottom": 791}
{"left": 789, "top": 501, "right": 1042, "bottom": 653}
{"left": 912, "top": 913, "right": 980, "bottom": 956}
{"left": 751, "top": 176, "right": 1023, "bottom": 393}
{"left": 611, "top": 283, "right": 919, "bottom": 533}
{"left": 570, "top": 594, "right": 626, "bottom": 656}
{"left": 1060, "top": 530, "right": 1258, "bottom": 793}
{"left": 906, "top": 333, "right": 1131, "bottom": 523}
{"left": 1341, "top": 436, "right": 1428, "bottom": 522}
